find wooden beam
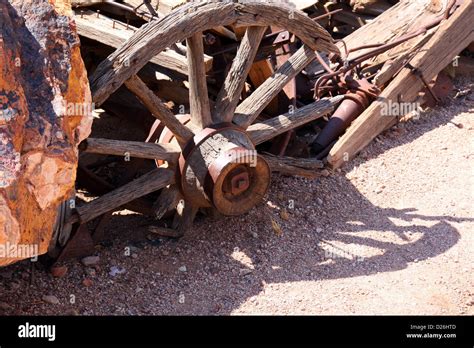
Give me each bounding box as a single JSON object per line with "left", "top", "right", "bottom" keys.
{"left": 262, "top": 153, "right": 325, "bottom": 169}
{"left": 328, "top": 1, "right": 474, "bottom": 168}
{"left": 247, "top": 59, "right": 278, "bottom": 116}
{"left": 262, "top": 155, "right": 324, "bottom": 178}
{"left": 210, "top": 26, "right": 238, "bottom": 41}
{"left": 125, "top": 0, "right": 184, "bottom": 16}
{"left": 373, "top": 31, "right": 435, "bottom": 87}
{"left": 337, "top": 1, "right": 447, "bottom": 62}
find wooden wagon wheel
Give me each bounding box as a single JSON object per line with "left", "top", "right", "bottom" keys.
{"left": 74, "top": 1, "right": 341, "bottom": 236}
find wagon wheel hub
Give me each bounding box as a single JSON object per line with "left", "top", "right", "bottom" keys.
{"left": 178, "top": 124, "right": 271, "bottom": 216}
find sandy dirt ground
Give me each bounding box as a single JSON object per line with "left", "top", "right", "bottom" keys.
{"left": 0, "top": 77, "right": 472, "bottom": 316}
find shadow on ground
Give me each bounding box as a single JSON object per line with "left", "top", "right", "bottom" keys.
{"left": 1, "top": 86, "right": 472, "bottom": 315}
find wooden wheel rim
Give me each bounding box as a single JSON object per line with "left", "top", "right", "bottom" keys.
{"left": 90, "top": 1, "right": 338, "bottom": 106}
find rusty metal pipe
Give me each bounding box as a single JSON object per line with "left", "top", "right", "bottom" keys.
{"left": 311, "top": 98, "right": 365, "bottom": 154}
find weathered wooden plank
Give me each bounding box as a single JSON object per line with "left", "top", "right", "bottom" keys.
{"left": 125, "top": 0, "right": 184, "bottom": 16}
{"left": 288, "top": 0, "right": 319, "bottom": 10}
{"left": 350, "top": 0, "right": 392, "bottom": 16}
{"left": 148, "top": 225, "right": 184, "bottom": 238}
{"left": 338, "top": 0, "right": 447, "bottom": 61}
{"left": 373, "top": 31, "right": 435, "bottom": 87}
{"left": 82, "top": 138, "right": 180, "bottom": 162}
{"left": 76, "top": 164, "right": 155, "bottom": 217}
{"left": 247, "top": 59, "right": 278, "bottom": 115}
{"left": 75, "top": 168, "right": 175, "bottom": 223}
{"left": 262, "top": 153, "right": 324, "bottom": 169}
{"left": 210, "top": 26, "right": 238, "bottom": 41}
{"left": 262, "top": 155, "right": 323, "bottom": 178}
{"left": 328, "top": 1, "right": 474, "bottom": 168}
{"left": 248, "top": 96, "right": 343, "bottom": 145}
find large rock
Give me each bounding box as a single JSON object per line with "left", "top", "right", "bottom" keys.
{"left": 0, "top": 0, "right": 92, "bottom": 266}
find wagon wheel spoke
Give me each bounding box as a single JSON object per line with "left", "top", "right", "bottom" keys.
{"left": 82, "top": 138, "right": 180, "bottom": 163}
{"left": 148, "top": 199, "right": 197, "bottom": 238}
{"left": 172, "top": 200, "right": 198, "bottom": 235}
{"left": 125, "top": 75, "right": 193, "bottom": 147}
{"left": 187, "top": 32, "right": 213, "bottom": 128}
{"left": 213, "top": 26, "right": 267, "bottom": 123}
{"left": 247, "top": 96, "right": 343, "bottom": 145}
{"left": 73, "top": 168, "right": 175, "bottom": 224}
{"left": 152, "top": 185, "right": 182, "bottom": 220}
{"left": 234, "top": 45, "right": 318, "bottom": 128}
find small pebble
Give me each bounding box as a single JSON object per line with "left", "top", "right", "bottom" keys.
{"left": 50, "top": 266, "right": 68, "bottom": 278}
{"left": 81, "top": 256, "right": 100, "bottom": 267}
{"left": 320, "top": 169, "right": 330, "bottom": 177}
{"left": 280, "top": 209, "right": 289, "bottom": 221}
{"left": 0, "top": 301, "right": 12, "bottom": 310}
{"left": 86, "top": 268, "right": 96, "bottom": 277}
{"left": 0, "top": 270, "right": 13, "bottom": 279}
{"left": 109, "top": 266, "right": 126, "bottom": 277}
{"left": 42, "top": 295, "right": 60, "bottom": 305}
{"left": 66, "top": 309, "right": 79, "bottom": 316}
{"left": 240, "top": 269, "right": 253, "bottom": 277}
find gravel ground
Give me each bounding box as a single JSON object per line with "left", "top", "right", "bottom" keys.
{"left": 0, "top": 77, "right": 472, "bottom": 316}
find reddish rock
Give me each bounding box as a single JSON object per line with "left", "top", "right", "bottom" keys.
{"left": 50, "top": 265, "right": 68, "bottom": 278}
{"left": 82, "top": 278, "right": 93, "bottom": 287}
{"left": 0, "top": 0, "right": 92, "bottom": 266}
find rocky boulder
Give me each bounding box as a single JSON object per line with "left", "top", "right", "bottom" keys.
{"left": 0, "top": 0, "right": 92, "bottom": 266}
